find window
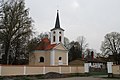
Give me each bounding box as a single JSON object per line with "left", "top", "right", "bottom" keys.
{"left": 59, "top": 36, "right": 61, "bottom": 42}
{"left": 40, "top": 57, "right": 44, "bottom": 62}
{"left": 91, "top": 63, "right": 93, "bottom": 65}
{"left": 53, "top": 36, "right": 55, "bottom": 42}
{"left": 59, "top": 57, "right": 62, "bottom": 60}
{"left": 59, "top": 32, "right": 61, "bottom": 34}
{"left": 53, "top": 31, "right": 56, "bottom": 34}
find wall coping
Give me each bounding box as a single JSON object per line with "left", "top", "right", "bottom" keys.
{"left": 112, "top": 65, "right": 120, "bottom": 66}
{"left": 0, "top": 64, "right": 83, "bottom": 67}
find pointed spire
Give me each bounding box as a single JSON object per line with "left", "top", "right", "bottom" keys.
{"left": 55, "top": 10, "right": 60, "bottom": 28}
{"left": 51, "top": 10, "right": 64, "bottom": 31}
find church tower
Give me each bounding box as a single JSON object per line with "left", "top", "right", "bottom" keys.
{"left": 51, "top": 10, "right": 64, "bottom": 44}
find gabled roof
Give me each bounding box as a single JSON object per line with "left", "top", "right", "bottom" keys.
{"left": 35, "top": 38, "right": 56, "bottom": 50}
{"left": 53, "top": 43, "right": 67, "bottom": 51}
{"left": 34, "top": 38, "right": 67, "bottom": 51}
{"left": 34, "top": 38, "right": 68, "bottom": 51}
{"left": 51, "top": 10, "right": 64, "bottom": 31}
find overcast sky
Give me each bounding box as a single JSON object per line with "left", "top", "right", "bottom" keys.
{"left": 25, "top": 0, "right": 120, "bottom": 53}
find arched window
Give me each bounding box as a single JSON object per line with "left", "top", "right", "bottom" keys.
{"left": 53, "top": 36, "right": 55, "bottom": 42}
{"left": 40, "top": 57, "right": 44, "bottom": 62}
{"left": 59, "top": 36, "right": 61, "bottom": 42}
{"left": 59, "top": 32, "right": 61, "bottom": 34}
{"left": 59, "top": 57, "right": 62, "bottom": 60}
{"left": 53, "top": 31, "right": 56, "bottom": 34}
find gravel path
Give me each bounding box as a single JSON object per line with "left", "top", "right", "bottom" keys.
{"left": 42, "top": 77, "right": 120, "bottom": 80}
{"left": 42, "top": 77, "right": 102, "bottom": 80}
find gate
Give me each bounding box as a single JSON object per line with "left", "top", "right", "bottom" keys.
{"left": 89, "top": 63, "right": 107, "bottom": 75}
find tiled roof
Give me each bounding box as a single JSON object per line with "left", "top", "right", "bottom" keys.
{"left": 44, "top": 44, "right": 56, "bottom": 50}
{"left": 35, "top": 38, "right": 56, "bottom": 50}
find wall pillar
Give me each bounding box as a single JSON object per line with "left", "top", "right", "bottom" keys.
{"left": 69, "top": 66, "right": 71, "bottom": 73}
{"left": 43, "top": 66, "right": 46, "bottom": 74}
{"left": 50, "top": 50, "right": 55, "bottom": 66}
{"left": 66, "top": 52, "right": 68, "bottom": 65}
{"left": 59, "top": 66, "right": 61, "bottom": 74}
{"left": 0, "top": 65, "right": 1, "bottom": 76}
{"left": 24, "top": 66, "right": 26, "bottom": 75}
{"left": 107, "top": 62, "right": 113, "bottom": 77}
{"left": 84, "top": 63, "right": 89, "bottom": 76}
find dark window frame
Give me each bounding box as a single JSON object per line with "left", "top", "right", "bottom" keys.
{"left": 59, "top": 32, "right": 61, "bottom": 34}
{"left": 53, "top": 36, "right": 55, "bottom": 42}
{"left": 40, "top": 57, "right": 44, "bottom": 62}
{"left": 53, "top": 31, "right": 56, "bottom": 34}
{"left": 59, "top": 57, "right": 62, "bottom": 60}
{"left": 59, "top": 36, "right": 61, "bottom": 42}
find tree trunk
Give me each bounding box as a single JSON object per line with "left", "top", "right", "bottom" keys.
{"left": 113, "top": 52, "right": 118, "bottom": 64}
{"left": 4, "top": 42, "right": 10, "bottom": 64}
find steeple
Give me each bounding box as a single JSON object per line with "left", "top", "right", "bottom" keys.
{"left": 51, "top": 10, "right": 64, "bottom": 31}
{"left": 50, "top": 10, "right": 64, "bottom": 44}
{"left": 55, "top": 10, "right": 60, "bottom": 28}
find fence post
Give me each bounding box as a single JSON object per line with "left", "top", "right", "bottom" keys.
{"left": 107, "top": 62, "right": 113, "bottom": 77}
{"left": 59, "top": 66, "right": 61, "bottom": 74}
{"left": 43, "top": 66, "right": 46, "bottom": 74}
{"left": 0, "top": 65, "right": 1, "bottom": 76}
{"left": 24, "top": 66, "right": 26, "bottom": 75}
{"left": 69, "top": 66, "right": 71, "bottom": 73}
{"left": 84, "top": 63, "right": 89, "bottom": 76}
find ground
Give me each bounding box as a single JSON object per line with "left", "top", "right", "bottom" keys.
{"left": 1, "top": 76, "right": 120, "bottom": 80}
{"left": 43, "top": 77, "right": 120, "bottom": 80}
{"left": 0, "top": 74, "right": 120, "bottom": 80}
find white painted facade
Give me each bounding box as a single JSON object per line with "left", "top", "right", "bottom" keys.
{"left": 51, "top": 29, "right": 64, "bottom": 44}
{"left": 29, "top": 11, "right": 68, "bottom": 66}
{"left": 66, "top": 52, "right": 68, "bottom": 65}
{"left": 50, "top": 50, "right": 55, "bottom": 65}
{"left": 84, "top": 63, "right": 89, "bottom": 73}
{"left": 107, "top": 62, "right": 113, "bottom": 73}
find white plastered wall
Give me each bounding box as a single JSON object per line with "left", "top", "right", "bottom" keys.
{"left": 51, "top": 29, "right": 64, "bottom": 44}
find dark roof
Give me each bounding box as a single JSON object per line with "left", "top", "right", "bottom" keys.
{"left": 55, "top": 10, "right": 60, "bottom": 28}
{"left": 87, "top": 58, "right": 106, "bottom": 63}
{"left": 69, "top": 59, "right": 84, "bottom": 66}
{"left": 51, "top": 10, "right": 64, "bottom": 31}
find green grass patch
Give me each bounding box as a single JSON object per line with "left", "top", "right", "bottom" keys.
{"left": 66, "top": 73, "right": 88, "bottom": 77}
{"left": 89, "top": 72, "right": 107, "bottom": 75}
{"left": 103, "top": 77, "right": 120, "bottom": 80}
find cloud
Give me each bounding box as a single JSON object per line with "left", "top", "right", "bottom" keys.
{"left": 72, "top": 1, "right": 80, "bottom": 9}
{"left": 25, "top": 0, "right": 120, "bottom": 53}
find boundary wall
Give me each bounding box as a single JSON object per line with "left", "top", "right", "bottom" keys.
{"left": 112, "top": 65, "right": 120, "bottom": 77}
{"left": 0, "top": 65, "right": 84, "bottom": 76}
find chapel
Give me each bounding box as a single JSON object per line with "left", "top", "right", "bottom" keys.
{"left": 29, "top": 10, "right": 68, "bottom": 66}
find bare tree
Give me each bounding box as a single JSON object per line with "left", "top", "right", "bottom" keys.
{"left": 0, "top": 0, "right": 33, "bottom": 64}
{"left": 68, "top": 36, "right": 88, "bottom": 62}
{"left": 77, "top": 36, "right": 88, "bottom": 55}
{"left": 27, "top": 32, "right": 50, "bottom": 53}
{"left": 101, "top": 32, "right": 120, "bottom": 64}
{"left": 64, "top": 37, "right": 70, "bottom": 49}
